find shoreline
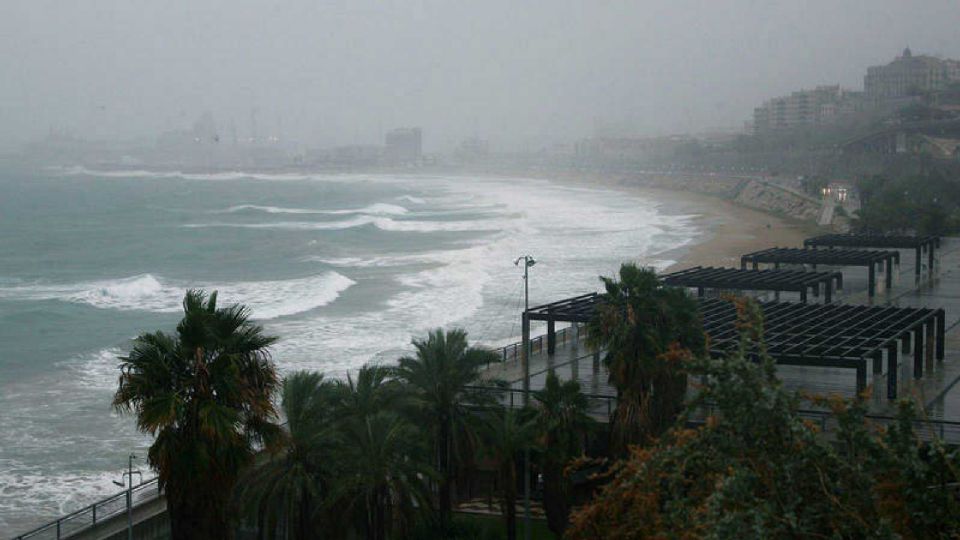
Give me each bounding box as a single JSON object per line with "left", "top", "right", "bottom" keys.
{"left": 542, "top": 172, "right": 820, "bottom": 273}
{"left": 46, "top": 162, "right": 819, "bottom": 271}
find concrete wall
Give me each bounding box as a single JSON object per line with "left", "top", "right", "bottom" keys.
{"left": 68, "top": 497, "right": 168, "bottom": 540}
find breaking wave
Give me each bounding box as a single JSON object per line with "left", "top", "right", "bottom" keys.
{"left": 184, "top": 216, "right": 508, "bottom": 233}
{"left": 0, "top": 272, "right": 354, "bottom": 319}
{"left": 214, "top": 203, "right": 409, "bottom": 216}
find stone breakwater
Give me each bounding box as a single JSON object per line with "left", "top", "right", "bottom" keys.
{"left": 626, "top": 174, "right": 822, "bottom": 223}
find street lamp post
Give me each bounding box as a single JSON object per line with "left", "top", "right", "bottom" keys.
{"left": 113, "top": 454, "right": 142, "bottom": 540}
{"left": 514, "top": 254, "right": 535, "bottom": 540}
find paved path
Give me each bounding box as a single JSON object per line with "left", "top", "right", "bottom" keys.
{"left": 483, "top": 237, "right": 960, "bottom": 423}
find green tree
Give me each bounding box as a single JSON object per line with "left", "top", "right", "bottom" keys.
{"left": 391, "top": 328, "right": 500, "bottom": 531}
{"left": 114, "top": 290, "right": 281, "bottom": 540}
{"left": 532, "top": 373, "right": 594, "bottom": 536}
{"left": 853, "top": 171, "right": 960, "bottom": 236}
{"left": 587, "top": 263, "right": 705, "bottom": 451}
{"left": 233, "top": 371, "right": 335, "bottom": 539}
{"left": 326, "top": 368, "right": 435, "bottom": 540}
{"left": 568, "top": 298, "right": 960, "bottom": 540}
{"left": 477, "top": 407, "right": 539, "bottom": 540}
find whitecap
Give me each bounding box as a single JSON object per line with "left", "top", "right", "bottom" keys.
{"left": 0, "top": 272, "right": 355, "bottom": 320}
{"left": 396, "top": 195, "right": 426, "bottom": 204}
{"left": 184, "top": 216, "right": 507, "bottom": 233}
{"left": 214, "top": 203, "right": 408, "bottom": 216}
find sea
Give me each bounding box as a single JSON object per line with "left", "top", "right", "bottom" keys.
{"left": 0, "top": 166, "right": 700, "bottom": 532}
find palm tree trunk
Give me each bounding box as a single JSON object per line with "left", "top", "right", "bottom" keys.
{"left": 438, "top": 421, "right": 452, "bottom": 531}
{"left": 297, "top": 494, "right": 310, "bottom": 540}
{"left": 542, "top": 462, "right": 570, "bottom": 535}
{"left": 504, "top": 464, "right": 518, "bottom": 540}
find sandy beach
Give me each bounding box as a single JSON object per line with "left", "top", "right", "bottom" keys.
{"left": 651, "top": 188, "right": 818, "bottom": 272}
{"left": 545, "top": 171, "right": 820, "bottom": 272}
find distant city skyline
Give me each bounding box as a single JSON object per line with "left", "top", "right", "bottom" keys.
{"left": 2, "top": 1, "right": 960, "bottom": 152}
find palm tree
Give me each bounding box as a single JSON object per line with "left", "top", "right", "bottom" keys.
{"left": 477, "top": 407, "right": 539, "bottom": 540}
{"left": 233, "top": 371, "right": 335, "bottom": 539}
{"left": 587, "top": 263, "right": 705, "bottom": 451}
{"left": 391, "top": 328, "right": 500, "bottom": 531}
{"left": 331, "top": 364, "right": 403, "bottom": 423}
{"left": 323, "top": 364, "right": 433, "bottom": 540}
{"left": 532, "top": 373, "right": 595, "bottom": 535}
{"left": 114, "top": 290, "right": 281, "bottom": 540}
{"left": 326, "top": 410, "right": 435, "bottom": 540}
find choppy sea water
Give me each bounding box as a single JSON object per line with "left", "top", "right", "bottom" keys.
{"left": 0, "top": 167, "right": 700, "bottom": 532}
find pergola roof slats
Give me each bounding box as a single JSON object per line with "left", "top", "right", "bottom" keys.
{"left": 741, "top": 247, "right": 900, "bottom": 266}
{"left": 804, "top": 234, "right": 939, "bottom": 250}
{"left": 661, "top": 266, "right": 841, "bottom": 294}
{"left": 524, "top": 293, "right": 945, "bottom": 398}
{"left": 803, "top": 233, "right": 939, "bottom": 280}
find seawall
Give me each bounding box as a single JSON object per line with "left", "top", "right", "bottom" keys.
{"left": 625, "top": 173, "right": 822, "bottom": 223}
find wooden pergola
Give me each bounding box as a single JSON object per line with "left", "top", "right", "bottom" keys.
{"left": 804, "top": 234, "right": 939, "bottom": 282}
{"left": 521, "top": 294, "right": 945, "bottom": 398}
{"left": 661, "top": 266, "right": 843, "bottom": 303}
{"left": 740, "top": 247, "right": 899, "bottom": 298}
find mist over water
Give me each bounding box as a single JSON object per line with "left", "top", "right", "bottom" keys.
{"left": 0, "top": 168, "right": 698, "bottom": 531}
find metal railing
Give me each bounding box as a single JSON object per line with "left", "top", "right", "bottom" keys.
{"left": 12, "top": 477, "right": 161, "bottom": 540}
{"left": 494, "top": 324, "right": 581, "bottom": 364}
{"left": 465, "top": 385, "right": 617, "bottom": 421}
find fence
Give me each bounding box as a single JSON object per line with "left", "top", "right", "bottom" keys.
{"left": 12, "top": 478, "right": 161, "bottom": 540}
{"left": 495, "top": 324, "right": 581, "bottom": 364}
{"left": 465, "top": 384, "right": 617, "bottom": 421}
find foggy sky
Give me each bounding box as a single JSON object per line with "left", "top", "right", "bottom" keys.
{"left": 2, "top": 0, "right": 959, "bottom": 151}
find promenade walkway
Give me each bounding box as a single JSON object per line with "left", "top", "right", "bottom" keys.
{"left": 480, "top": 237, "right": 960, "bottom": 432}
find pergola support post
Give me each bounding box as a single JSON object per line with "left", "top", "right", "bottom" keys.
{"left": 926, "top": 319, "right": 936, "bottom": 366}
{"left": 856, "top": 363, "right": 867, "bottom": 396}
{"left": 885, "top": 257, "right": 893, "bottom": 292}
{"left": 868, "top": 263, "right": 876, "bottom": 298}
{"left": 546, "top": 317, "right": 556, "bottom": 356}
{"left": 913, "top": 326, "right": 924, "bottom": 379}
{"left": 937, "top": 309, "right": 946, "bottom": 361}
{"left": 915, "top": 247, "right": 922, "bottom": 283}
{"left": 887, "top": 343, "right": 898, "bottom": 400}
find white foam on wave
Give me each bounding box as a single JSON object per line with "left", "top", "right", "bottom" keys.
{"left": 185, "top": 216, "right": 509, "bottom": 233}
{"left": 269, "top": 175, "right": 702, "bottom": 376}
{"left": 308, "top": 252, "right": 444, "bottom": 268}
{"left": 56, "top": 166, "right": 416, "bottom": 185}
{"left": 396, "top": 195, "right": 426, "bottom": 204}
{"left": 0, "top": 272, "right": 355, "bottom": 320}
{"left": 215, "top": 203, "right": 409, "bottom": 216}
{"left": 0, "top": 465, "right": 131, "bottom": 531}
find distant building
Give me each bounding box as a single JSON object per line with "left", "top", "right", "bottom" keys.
{"left": 865, "top": 48, "right": 960, "bottom": 100}
{"left": 333, "top": 145, "right": 383, "bottom": 166}
{"left": 753, "top": 85, "right": 854, "bottom": 134}
{"left": 455, "top": 136, "right": 490, "bottom": 162}
{"left": 384, "top": 127, "right": 422, "bottom": 163}
{"left": 574, "top": 135, "right": 692, "bottom": 163}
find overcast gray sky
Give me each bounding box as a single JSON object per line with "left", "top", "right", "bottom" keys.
{"left": 2, "top": 0, "right": 959, "bottom": 151}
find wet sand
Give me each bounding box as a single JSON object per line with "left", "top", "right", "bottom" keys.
{"left": 545, "top": 172, "right": 819, "bottom": 271}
